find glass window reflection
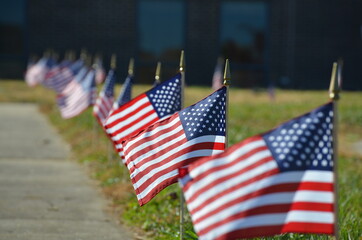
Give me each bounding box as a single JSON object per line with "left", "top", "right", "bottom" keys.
{"left": 221, "top": 1, "right": 267, "bottom": 64}
{"left": 220, "top": 1, "right": 268, "bottom": 87}
{"left": 0, "top": 0, "right": 25, "bottom": 55}
{"left": 138, "top": 0, "right": 184, "bottom": 63}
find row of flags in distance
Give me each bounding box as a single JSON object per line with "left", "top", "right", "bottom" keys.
{"left": 24, "top": 52, "right": 336, "bottom": 239}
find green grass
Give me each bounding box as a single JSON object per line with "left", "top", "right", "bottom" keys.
{"left": 1, "top": 80, "right": 361, "bottom": 239}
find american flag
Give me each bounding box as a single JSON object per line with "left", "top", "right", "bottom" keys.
{"left": 179, "top": 102, "right": 335, "bottom": 240}
{"left": 25, "top": 57, "right": 55, "bottom": 87}
{"left": 104, "top": 73, "right": 182, "bottom": 160}
{"left": 123, "top": 87, "right": 227, "bottom": 206}
{"left": 73, "top": 66, "right": 89, "bottom": 83}
{"left": 112, "top": 74, "right": 133, "bottom": 110}
{"left": 95, "top": 58, "right": 106, "bottom": 84}
{"left": 43, "top": 60, "right": 83, "bottom": 94}
{"left": 43, "top": 60, "right": 70, "bottom": 83}
{"left": 57, "top": 68, "right": 97, "bottom": 119}
{"left": 212, "top": 57, "right": 223, "bottom": 90}
{"left": 93, "top": 69, "right": 116, "bottom": 125}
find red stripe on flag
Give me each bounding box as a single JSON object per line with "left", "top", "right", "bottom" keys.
{"left": 131, "top": 141, "right": 223, "bottom": 192}
{"left": 110, "top": 111, "right": 158, "bottom": 140}
{"left": 189, "top": 167, "right": 279, "bottom": 216}
{"left": 212, "top": 222, "right": 334, "bottom": 240}
{"left": 185, "top": 153, "right": 274, "bottom": 203}
{"left": 198, "top": 202, "right": 334, "bottom": 236}
{"left": 282, "top": 221, "right": 334, "bottom": 235}
{"left": 186, "top": 135, "right": 262, "bottom": 172}
{"left": 105, "top": 95, "right": 151, "bottom": 129}
{"left": 127, "top": 128, "right": 186, "bottom": 173}
{"left": 193, "top": 182, "right": 334, "bottom": 225}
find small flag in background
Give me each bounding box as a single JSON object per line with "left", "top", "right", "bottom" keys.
{"left": 95, "top": 58, "right": 106, "bottom": 84}
{"left": 123, "top": 87, "right": 227, "bottom": 206}
{"left": 113, "top": 74, "right": 133, "bottom": 110}
{"left": 212, "top": 57, "right": 224, "bottom": 90}
{"left": 179, "top": 102, "right": 335, "bottom": 240}
{"left": 267, "top": 80, "right": 276, "bottom": 101}
{"left": 93, "top": 69, "right": 116, "bottom": 125}
{"left": 42, "top": 60, "right": 83, "bottom": 94}
{"left": 25, "top": 57, "right": 55, "bottom": 87}
{"left": 43, "top": 60, "right": 70, "bottom": 85}
{"left": 73, "top": 66, "right": 89, "bottom": 83}
{"left": 104, "top": 73, "right": 182, "bottom": 160}
{"left": 57, "top": 68, "right": 97, "bottom": 119}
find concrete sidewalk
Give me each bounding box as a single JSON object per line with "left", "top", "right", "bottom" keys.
{"left": 0, "top": 103, "right": 133, "bottom": 240}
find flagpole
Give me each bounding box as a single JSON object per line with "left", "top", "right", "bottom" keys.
{"left": 179, "top": 50, "right": 185, "bottom": 240}
{"left": 107, "top": 54, "right": 117, "bottom": 164}
{"left": 179, "top": 50, "right": 185, "bottom": 108}
{"left": 69, "top": 50, "right": 75, "bottom": 62}
{"left": 223, "top": 59, "right": 231, "bottom": 148}
{"left": 87, "top": 53, "right": 99, "bottom": 149}
{"left": 155, "top": 61, "right": 162, "bottom": 85}
{"left": 329, "top": 61, "right": 340, "bottom": 240}
{"left": 337, "top": 58, "right": 343, "bottom": 89}
{"left": 128, "top": 57, "right": 135, "bottom": 76}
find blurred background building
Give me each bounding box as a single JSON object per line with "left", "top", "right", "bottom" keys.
{"left": 0, "top": 0, "right": 361, "bottom": 89}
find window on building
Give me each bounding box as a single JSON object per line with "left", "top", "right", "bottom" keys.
{"left": 220, "top": 1, "right": 268, "bottom": 87}
{"left": 0, "top": 0, "right": 25, "bottom": 55}
{"left": 0, "top": 0, "right": 26, "bottom": 78}
{"left": 138, "top": 0, "right": 185, "bottom": 83}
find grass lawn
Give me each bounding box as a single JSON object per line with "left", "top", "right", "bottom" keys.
{"left": 1, "top": 79, "right": 361, "bottom": 239}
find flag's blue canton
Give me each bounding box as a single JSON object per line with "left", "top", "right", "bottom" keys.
{"left": 59, "top": 60, "right": 71, "bottom": 68}
{"left": 69, "top": 60, "right": 83, "bottom": 75}
{"left": 74, "top": 67, "right": 88, "bottom": 83}
{"left": 179, "top": 87, "right": 226, "bottom": 141}
{"left": 46, "top": 58, "right": 56, "bottom": 68}
{"left": 116, "top": 75, "right": 133, "bottom": 107}
{"left": 147, "top": 73, "right": 182, "bottom": 118}
{"left": 81, "top": 70, "right": 96, "bottom": 90}
{"left": 103, "top": 70, "right": 116, "bottom": 97}
{"left": 263, "top": 102, "right": 334, "bottom": 172}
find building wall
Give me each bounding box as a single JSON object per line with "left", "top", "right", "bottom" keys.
{"left": 23, "top": 0, "right": 362, "bottom": 89}
{"left": 269, "top": 0, "right": 362, "bottom": 90}
{"left": 27, "top": 0, "right": 137, "bottom": 78}
{"left": 186, "top": 0, "right": 220, "bottom": 86}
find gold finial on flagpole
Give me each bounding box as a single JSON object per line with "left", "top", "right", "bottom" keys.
{"left": 337, "top": 58, "right": 343, "bottom": 91}
{"left": 223, "top": 59, "right": 231, "bottom": 86}
{"left": 87, "top": 55, "right": 93, "bottom": 68}
{"left": 179, "top": 50, "right": 185, "bottom": 73}
{"left": 69, "top": 50, "right": 75, "bottom": 61}
{"left": 329, "top": 62, "right": 340, "bottom": 100}
{"left": 128, "top": 58, "right": 135, "bottom": 76}
{"left": 64, "top": 50, "right": 70, "bottom": 60}
{"left": 155, "top": 61, "right": 162, "bottom": 83}
{"left": 110, "top": 54, "right": 117, "bottom": 70}
{"left": 51, "top": 50, "right": 59, "bottom": 61}
{"left": 80, "top": 48, "right": 87, "bottom": 61}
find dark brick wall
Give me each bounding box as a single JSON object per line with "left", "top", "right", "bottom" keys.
{"left": 25, "top": 0, "right": 361, "bottom": 89}
{"left": 186, "top": 0, "right": 220, "bottom": 86}
{"left": 27, "top": 0, "right": 137, "bottom": 78}
{"left": 269, "top": 0, "right": 293, "bottom": 87}
{"left": 269, "top": 0, "right": 362, "bottom": 90}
